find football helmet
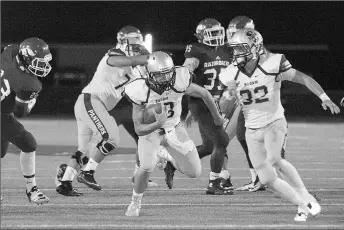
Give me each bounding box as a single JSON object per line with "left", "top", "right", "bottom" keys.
{"left": 116, "top": 26, "right": 144, "bottom": 56}
{"left": 195, "top": 18, "right": 225, "bottom": 47}
{"left": 227, "top": 16, "right": 255, "bottom": 41}
{"left": 146, "top": 51, "right": 176, "bottom": 95}
{"left": 18, "top": 37, "right": 52, "bottom": 77}
{"left": 228, "top": 28, "right": 264, "bottom": 67}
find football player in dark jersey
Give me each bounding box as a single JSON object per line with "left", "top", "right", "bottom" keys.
{"left": 1, "top": 37, "right": 52, "bottom": 204}
{"left": 182, "top": 18, "right": 234, "bottom": 195}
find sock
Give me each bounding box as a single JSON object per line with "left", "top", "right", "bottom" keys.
{"left": 83, "top": 157, "right": 99, "bottom": 171}
{"left": 20, "top": 151, "right": 37, "bottom": 191}
{"left": 249, "top": 168, "right": 257, "bottom": 182}
{"left": 62, "top": 166, "right": 78, "bottom": 181}
{"left": 219, "top": 170, "right": 230, "bottom": 180}
{"left": 133, "top": 189, "right": 143, "bottom": 198}
{"left": 210, "top": 172, "right": 220, "bottom": 181}
{"left": 276, "top": 160, "right": 317, "bottom": 203}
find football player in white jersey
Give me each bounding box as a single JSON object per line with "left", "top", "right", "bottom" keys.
{"left": 341, "top": 97, "right": 344, "bottom": 107}
{"left": 124, "top": 51, "right": 225, "bottom": 216}
{"left": 55, "top": 27, "right": 151, "bottom": 196}
{"left": 220, "top": 28, "right": 340, "bottom": 221}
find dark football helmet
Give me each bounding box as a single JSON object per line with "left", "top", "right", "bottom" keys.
{"left": 146, "top": 51, "right": 176, "bottom": 95}
{"left": 18, "top": 37, "right": 52, "bottom": 77}
{"left": 227, "top": 16, "right": 255, "bottom": 42}
{"left": 195, "top": 18, "right": 225, "bottom": 47}
{"left": 116, "top": 26, "right": 144, "bottom": 56}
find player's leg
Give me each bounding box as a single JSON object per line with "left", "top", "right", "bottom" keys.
{"left": 76, "top": 93, "right": 120, "bottom": 190}
{"left": 112, "top": 97, "right": 158, "bottom": 188}
{"left": 267, "top": 119, "right": 319, "bottom": 220}
{"left": 56, "top": 116, "right": 91, "bottom": 196}
{"left": 247, "top": 120, "right": 319, "bottom": 220}
{"left": 125, "top": 132, "right": 161, "bottom": 216}
{"left": 197, "top": 111, "right": 233, "bottom": 195}
{"left": 2, "top": 114, "right": 49, "bottom": 204}
{"left": 163, "top": 124, "right": 202, "bottom": 178}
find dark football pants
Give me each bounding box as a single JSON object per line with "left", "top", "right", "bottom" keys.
{"left": 188, "top": 98, "right": 229, "bottom": 173}
{"left": 1, "top": 113, "right": 37, "bottom": 158}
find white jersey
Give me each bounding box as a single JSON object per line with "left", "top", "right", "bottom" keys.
{"left": 219, "top": 52, "right": 292, "bottom": 128}
{"left": 124, "top": 66, "right": 192, "bottom": 129}
{"left": 82, "top": 48, "right": 142, "bottom": 111}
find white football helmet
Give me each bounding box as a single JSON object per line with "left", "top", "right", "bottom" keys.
{"left": 226, "top": 16, "right": 255, "bottom": 42}
{"left": 228, "top": 28, "right": 264, "bottom": 67}
{"left": 146, "top": 51, "right": 176, "bottom": 94}
{"left": 116, "top": 26, "right": 144, "bottom": 56}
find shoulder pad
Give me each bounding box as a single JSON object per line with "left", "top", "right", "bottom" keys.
{"left": 107, "top": 48, "right": 126, "bottom": 56}
{"left": 173, "top": 66, "right": 192, "bottom": 92}
{"left": 184, "top": 43, "right": 205, "bottom": 59}
{"left": 124, "top": 78, "right": 149, "bottom": 105}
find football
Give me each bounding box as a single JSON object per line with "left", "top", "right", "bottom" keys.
{"left": 143, "top": 103, "right": 163, "bottom": 124}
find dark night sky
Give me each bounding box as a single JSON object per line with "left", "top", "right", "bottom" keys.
{"left": 2, "top": 1, "right": 344, "bottom": 45}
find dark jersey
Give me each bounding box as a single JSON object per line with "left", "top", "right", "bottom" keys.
{"left": 184, "top": 43, "right": 232, "bottom": 98}
{"left": 1, "top": 45, "right": 42, "bottom": 114}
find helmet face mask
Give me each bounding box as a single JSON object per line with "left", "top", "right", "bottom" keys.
{"left": 195, "top": 18, "right": 225, "bottom": 47}
{"left": 116, "top": 26, "right": 144, "bottom": 56}
{"left": 146, "top": 51, "right": 176, "bottom": 95}
{"left": 229, "top": 29, "right": 263, "bottom": 68}
{"left": 19, "top": 37, "right": 52, "bottom": 77}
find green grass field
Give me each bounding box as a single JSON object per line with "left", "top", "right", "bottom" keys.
{"left": 1, "top": 118, "right": 344, "bottom": 229}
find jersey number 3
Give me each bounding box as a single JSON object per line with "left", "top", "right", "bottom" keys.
{"left": 239, "top": 85, "right": 269, "bottom": 105}
{"left": 204, "top": 68, "right": 226, "bottom": 91}
{"left": 1, "top": 70, "right": 11, "bottom": 101}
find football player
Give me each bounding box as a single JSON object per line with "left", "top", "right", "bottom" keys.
{"left": 220, "top": 28, "right": 340, "bottom": 221}
{"left": 340, "top": 97, "right": 344, "bottom": 107}
{"left": 225, "top": 16, "right": 266, "bottom": 192}
{"left": 1, "top": 37, "right": 52, "bottom": 204}
{"left": 55, "top": 26, "right": 152, "bottom": 196}
{"left": 182, "top": 18, "right": 234, "bottom": 195}
{"left": 124, "top": 51, "right": 225, "bottom": 216}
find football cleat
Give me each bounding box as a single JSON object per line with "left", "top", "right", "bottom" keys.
{"left": 307, "top": 202, "right": 321, "bottom": 216}
{"left": 294, "top": 212, "right": 308, "bottom": 222}
{"left": 220, "top": 177, "right": 234, "bottom": 190}
{"left": 125, "top": 196, "right": 142, "bottom": 217}
{"left": 206, "top": 178, "right": 235, "bottom": 195}
{"left": 248, "top": 176, "right": 266, "bottom": 192}
{"left": 164, "top": 161, "right": 176, "bottom": 189}
{"left": 56, "top": 181, "right": 83, "bottom": 196}
{"left": 26, "top": 186, "right": 50, "bottom": 205}
{"left": 77, "top": 170, "right": 101, "bottom": 191}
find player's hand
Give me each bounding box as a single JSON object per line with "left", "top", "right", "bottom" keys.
{"left": 226, "top": 80, "right": 239, "bottom": 96}
{"left": 184, "top": 113, "right": 195, "bottom": 128}
{"left": 152, "top": 107, "right": 168, "bottom": 127}
{"left": 340, "top": 97, "right": 344, "bottom": 107}
{"left": 131, "top": 44, "right": 150, "bottom": 55}
{"left": 214, "top": 116, "right": 226, "bottom": 127}
{"left": 321, "top": 99, "right": 340, "bottom": 114}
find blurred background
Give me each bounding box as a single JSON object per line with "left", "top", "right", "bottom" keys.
{"left": 1, "top": 1, "right": 343, "bottom": 120}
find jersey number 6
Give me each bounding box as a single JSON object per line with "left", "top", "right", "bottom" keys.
{"left": 239, "top": 85, "right": 269, "bottom": 105}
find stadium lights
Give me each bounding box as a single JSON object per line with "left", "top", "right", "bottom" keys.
{"left": 144, "top": 34, "right": 153, "bottom": 53}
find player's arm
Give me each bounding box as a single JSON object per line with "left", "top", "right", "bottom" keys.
{"left": 131, "top": 103, "right": 165, "bottom": 136}
{"left": 185, "top": 83, "right": 224, "bottom": 126}
{"left": 13, "top": 91, "right": 39, "bottom": 118}
{"left": 182, "top": 57, "right": 200, "bottom": 73}
{"left": 279, "top": 68, "right": 340, "bottom": 114}
{"left": 340, "top": 97, "right": 344, "bottom": 107}
{"left": 107, "top": 45, "right": 150, "bottom": 67}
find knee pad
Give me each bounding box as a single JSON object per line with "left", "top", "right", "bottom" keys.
{"left": 254, "top": 162, "right": 278, "bottom": 185}
{"left": 14, "top": 131, "right": 37, "bottom": 152}
{"left": 96, "top": 139, "right": 116, "bottom": 156}
{"left": 71, "top": 151, "right": 89, "bottom": 167}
